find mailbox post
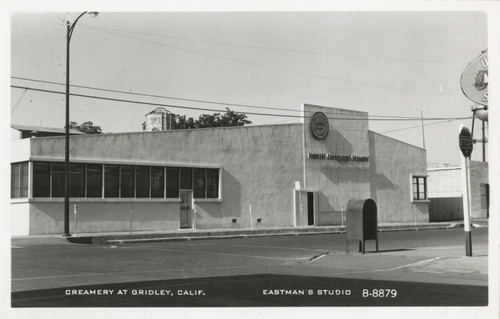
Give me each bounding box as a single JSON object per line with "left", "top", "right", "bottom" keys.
{"left": 345, "top": 199, "right": 379, "bottom": 254}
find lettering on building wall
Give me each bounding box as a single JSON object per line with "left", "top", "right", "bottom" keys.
{"left": 307, "top": 152, "right": 369, "bottom": 162}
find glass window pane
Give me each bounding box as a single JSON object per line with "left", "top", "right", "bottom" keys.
{"left": 33, "top": 162, "right": 50, "bottom": 198}
{"left": 193, "top": 168, "right": 206, "bottom": 198}
{"left": 136, "top": 166, "right": 150, "bottom": 198}
{"left": 51, "top": 163, "right": 65, "bottom": 198}
{"left": 70, "top": 163, "right": 85, "bottom": 197}
{"left": 206, "top": 169, "right": 219, "bottom": 199}
{"left": 166, "top": 167, "right": 179, "bottom": 198}
{"left": 11, "top": 163, "right": 20, "bottom": 198}
{"left": 104, "top": 165, "right": 119, "bottom": 198}
{"left": 87, "top": 164, "right": 103, "bottom": 198}
{"left": 180, "top": 168, "right": 192, "bottom": 190}
{"left": 20, "top": 162, "right": 29, "bottom": 198}
{"left": 120, "top": 165, "right": 135, "bottom": 198}
{"left": 151, "top": 166, "right": 164, "bottom": 198}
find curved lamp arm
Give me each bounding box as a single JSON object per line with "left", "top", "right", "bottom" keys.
{"left": 68, "top": 11, "right": 99, "bottom": 41}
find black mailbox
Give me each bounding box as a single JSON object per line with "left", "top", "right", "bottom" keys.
{"left": 345, "top": 198, "right": 379, "bottom": 254}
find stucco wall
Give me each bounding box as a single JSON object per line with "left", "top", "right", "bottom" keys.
{"left": 368, "top": 131, "right": 429, "bottom": 223}
{"left": 28, "top": 200, "right": 180, "bottom": 235}
{"left": 11, "top": 138, "right": 30, "bottom": 163}
{"left": 11, "top": 202, "right": 30, "bottom": 236}
{"left": 29, "top": 124, "right": 304, "bottom": 231}
{"left": 303, "top": 104, "right": 371, "bottom": 225}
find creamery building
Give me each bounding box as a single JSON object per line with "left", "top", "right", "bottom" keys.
{"left": 10, "top": 104, "right": 429, "bottom": 235}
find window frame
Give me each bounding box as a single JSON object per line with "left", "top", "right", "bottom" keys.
{"left": 411, "top": 174, "right": 428, "bottom": 202}
{"left": 27, "top": 161, "right": 221, "bottom": 201}
{"left": 11, "top": 162, "right": 29, "bottom": 198}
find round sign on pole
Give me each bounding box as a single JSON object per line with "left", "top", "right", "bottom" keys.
{"left": 459, "top": 125, "right": 473, "bottom": 158}
{"left": 460, "top": 50, "right": 488, "bottom": 106}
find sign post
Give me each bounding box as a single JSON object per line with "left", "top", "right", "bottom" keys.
{"left": 459, "top": 125, "right": 473, "bottom": 256}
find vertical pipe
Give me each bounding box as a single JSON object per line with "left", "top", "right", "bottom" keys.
{"left": 129, "top": 203, "right": 133, "bottom": 235}
{"left": 482, "top": 120, "right": 486, "bottom": 161}
{"left": 64, "top": 22, "right": 71, "bottom": 236}
{"left": 73, "top": 204, "right": 77, "bottom": 236}
{"left": 249, "top": 204, "right": 253, "bottom": 230}
{"left": 421, "top": 110, "right": 426, "bottom": 149}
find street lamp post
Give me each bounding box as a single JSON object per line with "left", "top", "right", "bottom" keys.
{"left": 64, "top": 11, "right": 98, "bottom": 236}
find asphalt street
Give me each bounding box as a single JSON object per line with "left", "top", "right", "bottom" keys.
{"left": 11, "top": 227, "right": 489, "bottom": 307}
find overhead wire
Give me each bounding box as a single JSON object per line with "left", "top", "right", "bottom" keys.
{"left": 10, "top": 84, "right": 472, "bottom": 122}
{"left": 380, "top": 120, "right": 455, "bottom": 134}
{"left": 79, "top": 25, "right": 461, "bottom": 98}
{"left": 11, "top": 87, "right": 28, "bottom": 114}
{"left": 80, "top": 24, "right": 468, "bottom": 65}
{"left": 11, "top": 76, "right": 455, "bottom": 120}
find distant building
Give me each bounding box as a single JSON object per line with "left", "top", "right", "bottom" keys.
{"left": 427, "top": 162, "right": 489, "bottom": 221}
{"left": 144, "top": 107, "right": 172, "bottom": 131}
{"left": 11, "top": 124, "right": 85, "bottom": 140}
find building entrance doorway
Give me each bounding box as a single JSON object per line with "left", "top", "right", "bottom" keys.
{"left": 307, "top": 192, "right": 315, "bottom": 226}
{"left": 179, "top": 190, "right": 193, "bottom": 228}
{"left": 294, "top": 189, "right": 318, "bottom": 226}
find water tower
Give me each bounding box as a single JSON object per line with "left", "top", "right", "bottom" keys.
{"left": 144, "top": 107, "right": 173, "bottom": 131}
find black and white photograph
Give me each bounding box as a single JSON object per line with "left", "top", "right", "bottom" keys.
{"left": 2, "top": 1, "right": 499, "bottom": 318}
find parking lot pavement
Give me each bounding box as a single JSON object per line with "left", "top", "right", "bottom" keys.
{"left": 11, "top": 228, "right": 489, "bottom": 307}
{"left": 278, "top": 244, "right": 488, "bottom": 287}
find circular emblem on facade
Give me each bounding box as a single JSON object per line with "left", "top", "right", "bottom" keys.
{"left": 310, "top": 112, "right": 329, "bottom": 140}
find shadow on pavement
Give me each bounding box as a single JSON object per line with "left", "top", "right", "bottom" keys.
{"left": 11, "top": 274, "right": 488, "bottom": 307}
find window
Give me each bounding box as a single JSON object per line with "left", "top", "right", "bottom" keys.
{"left": 206, "top": 169, "right": 219, "bottom": 199}
{"left": 120, "top": 165, "right": 135, "bottom": 198}
{"left": 70, "top": 163, "right": 85, "bottom": 197}
{"left": 166, "top": 167, "right": 179, "bottom": 198}
{"left": 136, "top": 166, "right": 150, "bottom": 198}
{"left": 11, "top": 162, "right": 28, "bottom": 198}
{"left": 33, "top": 162, "right": 50, "bottom": 198}
{"left": 412, "top": 176, "right": 427, "bottom": 201}
{"left": 104, "top": 165, "right": 119, "bottom": 198}
{"left": 11, "top": 164, "right": 20, "bottom": 198}
{"left": 27, "top": 161, "right": 219, "bottom": 200}
{"left": 20, "top": 162, "right": 29, "bottom": 197}
{"left": 87, "top": 164, "right": 103, "bottom": 198}
{"left": 193, "top": 168, "right": 206, "bottom": 198}
{"left": 180, "top": 168, "right": 192, "bottom": 190}
{"left": 151, "top": 166, "right": 165, "bottom": 198}
{"left": 51, "top": 163, "right": 65, "bottom": 198}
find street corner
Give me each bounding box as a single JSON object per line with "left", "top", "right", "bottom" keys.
{"left": 408, "top": 254, "right": 488, "bottom": 277}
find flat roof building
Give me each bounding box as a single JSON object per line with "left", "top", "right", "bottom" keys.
{"left": 10, "top": 104, "right": 429, "bottom": 235}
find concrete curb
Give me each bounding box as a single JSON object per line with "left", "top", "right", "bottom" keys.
{"left": 12, "top": 220, "right": 487, "bottom": 246}
{"left": 64, "top": 222, "right": 473, "bottom": 245}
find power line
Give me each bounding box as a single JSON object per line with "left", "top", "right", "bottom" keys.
{"left": 81, "top": 24, "right": 468, "bottom": 65}
{"left": 10, "top": 84, "right": 472, "bottom": 122}
{"left": 380, "top": 120, "right": 455, "bottom": 133}
{"left": 81, "top": 26, "right": 461, "bottom": 98}
{"left": 11, "top": 87, "right": 28, "bottom": 114}
{"left": 11, "top": 76, "right": 450, "bottom": 120}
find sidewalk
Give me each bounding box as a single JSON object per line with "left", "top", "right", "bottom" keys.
{"left": 12, "top": 219, "right": 488, "bottom": 245}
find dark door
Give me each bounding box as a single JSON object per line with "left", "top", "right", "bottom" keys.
{"left": 307, "top": 192, "right": 314, "bottom": 225}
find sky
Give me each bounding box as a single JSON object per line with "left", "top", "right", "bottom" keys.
{"left": 8, "top": 9, "right": 489, "bottom": 166}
